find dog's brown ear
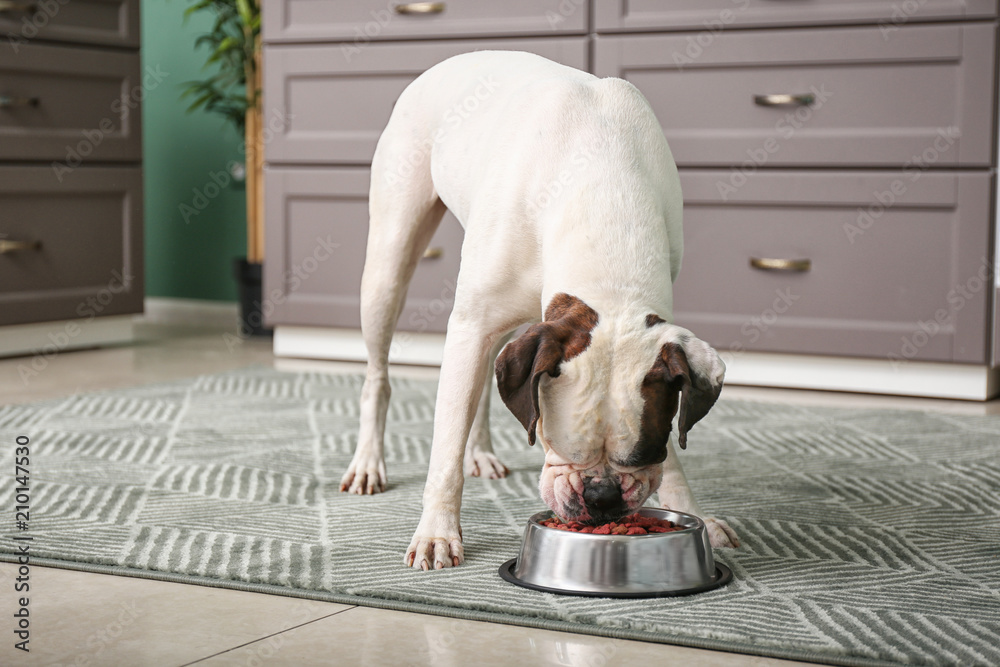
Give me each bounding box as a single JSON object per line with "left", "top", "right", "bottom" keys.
{"left": 495, "top": 294, "right": 598, "bottom": 445}
{"left": 656, "top": 340, "right": 725, "bottom": 450}
{"left": 494, "top": 326, "right": 563, "bottom": 445}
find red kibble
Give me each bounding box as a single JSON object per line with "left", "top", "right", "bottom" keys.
{"left": 540, "top": 513, "right": 681, "bottom": 535}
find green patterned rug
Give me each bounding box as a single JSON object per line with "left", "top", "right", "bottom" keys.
{"left": 2, "top": 367, "right": 998, "bottom": 666}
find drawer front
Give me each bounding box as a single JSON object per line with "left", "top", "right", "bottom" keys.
{"left": 595, "top": 0, "right": 998, "bottom": 32}
{"left": 994, "top": 286, "right": 1000, "bottom": 366}
{"left": 0, "top": 166, "right": 143, "bottom": 327}
{"left": 672, "top": 170, "right": 993, "bottom": 364}
{"left": 264, "top": 167, "right": 463, "bottom": 333}
{"left": 593, "top": 23, "right": 996, "bottom": 167}
{"left": 264, "top": 37, "right": 588, "bottom": 164}
{"left": 0, "top": 0, "right": 139, "bottom": 48}
{"left": 0, "top": 41, "right": 142, "bottom": 162}
{"left": 263, "top": 0, "right": 586, "bottom": 44}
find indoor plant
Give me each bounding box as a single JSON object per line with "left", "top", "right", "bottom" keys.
{"left": 182, "top": 0, "right": 268, "bottom": 335}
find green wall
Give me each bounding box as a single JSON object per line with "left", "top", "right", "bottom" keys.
{"left": 142, "top": 0, "right": 247, "bottom": 302}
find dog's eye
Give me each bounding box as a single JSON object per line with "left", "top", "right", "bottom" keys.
{"left": 615, "top": 440, "right": 669, "bottom": 468}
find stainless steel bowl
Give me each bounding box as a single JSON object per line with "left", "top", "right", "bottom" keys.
{"left": 499, "top": 507, "right": 731, "bottom": 597}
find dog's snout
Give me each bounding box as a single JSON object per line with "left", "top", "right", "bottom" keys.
{"left": 583, "top": 480, "right": 624, "bottom": 515}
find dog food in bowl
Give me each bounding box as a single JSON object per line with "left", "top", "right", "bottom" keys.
{"left": 500, "top": 508, "right": 732, "bottom": 597}
{"left": 539, "top": 513, "right": 685, "bottom": 535}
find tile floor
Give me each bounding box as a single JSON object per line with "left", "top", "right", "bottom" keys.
{"left": 1, "top": 323, "right": 996, "bottom": 666}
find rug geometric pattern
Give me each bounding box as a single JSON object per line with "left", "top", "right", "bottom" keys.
{"left": 2, "top": 366, "right": 999, "bottom": 666}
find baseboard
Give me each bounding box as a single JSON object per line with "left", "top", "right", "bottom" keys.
{"left": 142, "top": 297, "right": 239, "bottom": 330}
{"left": 720, "top": 351, "right": 999, "bottom": 401}
{"left": 993, "top": 286, "right": 999, "bottom": 367}
{"left": 0, "top": 315, "right": 134, "bottom": 359}
{"left": 274, "top": 325, "right": 446, "bottom": 366}
{"left": 0, "top": 298, "right": 239, "bottom": 359}
{"left": 274, "top": 325, "right": 1000, "bottom": 401}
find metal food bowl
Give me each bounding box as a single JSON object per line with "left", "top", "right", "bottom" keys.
{"left": 499, "top": 507, "right": 731, "bottom": 597}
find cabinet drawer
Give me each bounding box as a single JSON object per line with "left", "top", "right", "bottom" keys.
{"left": 594, "top": 23, "right": 996, "bottom": 167}
{"left": 263, "top": 0, "right": 586, "bottom": 44}
{"left": 0, "top": 0, "right": 139, "bottom": 48}
{"left": 595, "top": 0, "right": 998, "bottom": 32}
{"left": 263, "top": 37, "right": 588, "bottom": 164}
{"left": 672, "top": 170, "right": 993, "bottom": 363}
{"left": 264, "top": 167, "right": 463, "bottom": 333}
{"left": 0, "top": 166, "right": 143, "bottom": 327}
{"left": 0, "top": 41, "right": 142, "bottom": 162}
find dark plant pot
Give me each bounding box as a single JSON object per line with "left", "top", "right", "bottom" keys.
{"left": 233, "top": 258, "right": 273, "bottom": 337}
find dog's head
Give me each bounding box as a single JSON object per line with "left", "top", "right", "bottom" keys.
{"left": 496, "top": 293, "right": 725, "bottom": 524}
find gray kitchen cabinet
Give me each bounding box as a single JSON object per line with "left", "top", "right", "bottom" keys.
{"left": 262, "top": 1, "right": 998, "bottom": 373}
{"left": 594, "top": 0, "right": 998, "bottom": 32}
{"left": 263, "top": 0, "right": 587, "bottom": 43}
{"left": 264, "top": 166, "right": 463, "bottom": 333}
{"left": 594, "top": 23, "right": 996, "bottom": 168}
{"left": 0, "top": 0, "right": 143, "bottom": 330}
{"left": 674, "top": 170, "right": 994, "bottom": 363}
{"left": 0, "top": 166, "right": 143, "bottom": 327}
{"left": 0, "top": 40, "right": 142, "bottom": 162}
{"left": 0, "top": 0, "right": 140, "bottom": 49}
{"left": 265, "top": 37, "right": 588, "bottom": 164}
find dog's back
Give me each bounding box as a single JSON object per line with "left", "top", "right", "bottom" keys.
{"left": 387, "top": 52, "right": 676, "bottom": 216}
{"left": 373, "top": 51, "right": 683, "bottom": 313}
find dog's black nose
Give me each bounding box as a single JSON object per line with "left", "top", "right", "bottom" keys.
{"left": 583, "top": 481, "right": 624, "bottom": 514}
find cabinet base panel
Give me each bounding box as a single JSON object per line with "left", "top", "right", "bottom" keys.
{"left": 274, "top": 325, "right": 447, "bottom": 366}
{"left": 0, "top": 316, "right": 134, "bottom": 359}
{"left": 722, "top": 351, "right": 999, "bottom": 401}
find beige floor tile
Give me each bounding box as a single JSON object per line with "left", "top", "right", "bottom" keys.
{"left": 0, "top": 325, "right": 274, "bottom": 406}
{"left": 195, "top": 604, "right": 812, "bottom": 667}
{"left": 0, "top": 563, "right": 351, "bottom": 667}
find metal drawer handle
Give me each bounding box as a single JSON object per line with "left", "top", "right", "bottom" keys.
{"left": 0, "top": 1, "right": 37, "bottom": 14}
{"left": 0, "top": 239, "right": 42, "bottom": 254}
{"left": 0, "top": 95, "right": 40, "bottom": 109}
{"left": 422, "top": 246, "right": 444, "bottom": 259}
{"left": 754, "top": 93, "right": 815, "bottom": 108}
{"left": 394, "top": 2, "right": 445, "bottom": 15}
{"left": 750, "top": 257, "right": 811, "bottom": 272}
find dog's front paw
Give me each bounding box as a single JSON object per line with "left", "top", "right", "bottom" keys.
{"left": 405, "top": 512, "right": 464, "bottom": 571}
{"left": 704, "top": 517, "right": 740, "bottom": 548}
{"left": 339, "top": 450, "right": 387, "bottom": 495}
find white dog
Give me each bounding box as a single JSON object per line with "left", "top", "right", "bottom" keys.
{"left": 339, "top": 51, "right": 739, "bottom": 571}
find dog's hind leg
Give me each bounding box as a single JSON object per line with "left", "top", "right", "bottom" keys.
{"left": 464, "top": 331, "right": 514, "bottom": 479}
{"left": 340, "top": 135, "right": 447, "bottom": 495}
